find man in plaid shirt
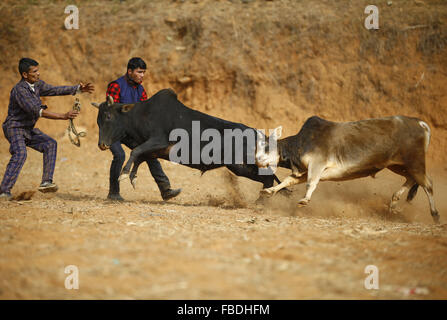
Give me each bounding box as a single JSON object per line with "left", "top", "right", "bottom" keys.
{"left": 0, "top": 58, "right": 94, "bottom": 200}
{"left": 105, "top": 57, "right": 181, "bottom": 201}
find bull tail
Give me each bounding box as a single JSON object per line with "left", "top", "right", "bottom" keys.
{"left": 419, "top": 121, "right": 431, "bottom": 152}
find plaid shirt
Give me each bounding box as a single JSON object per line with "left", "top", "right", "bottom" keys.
{"left": 106, "top": 76, "right": 148, "bottom": 103}
{"left": 3, "top": 79, "right": 79, "bottom": 130}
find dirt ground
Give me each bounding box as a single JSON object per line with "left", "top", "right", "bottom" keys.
{"left": 0, "top": 0, "right": 446, "bottom": 300}
{"left": 0, "top": 136, "right": 446, "bottom": 299}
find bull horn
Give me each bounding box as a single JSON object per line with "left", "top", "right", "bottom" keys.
{"left": 107, "top": 95, "right": 114, "bottom": 106}
{"left": 91, "top": 102, "right": 100, "bottom": 108}
{"left": 256, "top": 129, "right": 266, "bottom": 139}
{"left": 272, "top": 126, "right": 282, "bottom": 139}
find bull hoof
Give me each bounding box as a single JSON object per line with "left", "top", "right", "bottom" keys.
{"left": 255, "top": 192, "right": 270, "bottom": 205}
{"left": 131, "top": 177, "right": 137, "bottom": 189}
{"left": 278, "top": 188, "right": 293, "bottom": 198}
{"left": 119, "top": 173, "right": 129, "bottom": 181}
{"left": 260, "top": 188, "right": 275, "bottom": 196}
{"left": 297, "top": 198, "right": 309, "bottom": 207}
{"left": 388, "top": 204, "right": 402, "bottom": 215}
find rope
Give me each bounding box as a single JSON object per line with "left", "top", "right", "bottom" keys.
{"left": 67, "top": 97, "right": 86, "bottom": 147}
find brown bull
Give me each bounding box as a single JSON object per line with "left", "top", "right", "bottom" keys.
{"left": 255, "top": 115, "right": 440, "bottom": 223}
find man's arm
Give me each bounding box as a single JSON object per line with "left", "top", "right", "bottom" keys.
{"left": 41, "top": 109, "right": 79, "bottom": 120}
{"left": 39, "top": 80, "right": 94, "bottom": 96}
{"left": 38, "top": 80, "right": 79, "bottom": 96}
{"left": 106, "top": 82, "right": 121, "bottom": 103}
{"left": 14, "top": 86, "right": 44, "bottom": 119}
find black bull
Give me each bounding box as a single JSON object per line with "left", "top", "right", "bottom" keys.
{"left": 91, "top": 89, "right": 281, "bottom": 192}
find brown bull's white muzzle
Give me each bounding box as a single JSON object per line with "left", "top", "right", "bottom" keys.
{"left": 255, "top": 160, "right": 267, "bottom": 168}
{"left": 255, "top": 151, "right": 279, "bottom": 169}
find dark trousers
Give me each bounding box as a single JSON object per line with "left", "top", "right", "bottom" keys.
{"left": 1, "top": 127, "right": 57, "bottom": 194}
{"left": 109, "top": 141, "right": 171, "bottom": 195}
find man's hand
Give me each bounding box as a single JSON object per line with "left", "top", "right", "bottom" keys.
{"left": 64, "top": 110, "right": 79, "bottom": 120}
{"left": 79, "top": 82, "right": 94, "bottom": 93}
{"left": 42, "top": 109, "right": 79, "bottom": 120}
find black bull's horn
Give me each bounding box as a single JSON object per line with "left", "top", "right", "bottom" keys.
{"left": 90, "top": 95, "right": 114, "bottom": 109}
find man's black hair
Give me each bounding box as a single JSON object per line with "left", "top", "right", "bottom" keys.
{"left": 127, "top": 57, "right": 146, "bottom": 71}
{"left": 19, "top": 58, "right": 39, "bottom": 75}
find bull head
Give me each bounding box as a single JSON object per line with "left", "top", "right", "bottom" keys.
{"left": 255, "top": 126, "right": 282, "bottom": 168}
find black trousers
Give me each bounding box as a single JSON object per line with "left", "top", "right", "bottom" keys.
{"left": 109, "top": 141, "right": 171, "bottom": 195}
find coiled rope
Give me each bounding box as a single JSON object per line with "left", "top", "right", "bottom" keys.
{"left": 67, "top": 97, "right": 86, "bottom": 147}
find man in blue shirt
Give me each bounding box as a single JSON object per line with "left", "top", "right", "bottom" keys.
{"left": 105, "top": 57, "right": 181, "bottom": 201}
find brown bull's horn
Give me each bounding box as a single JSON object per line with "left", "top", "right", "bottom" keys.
{"left": 91, "top": 102, "right": 100, "bottom": 108}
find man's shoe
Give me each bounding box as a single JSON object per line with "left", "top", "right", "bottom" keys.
{"left": 0, "top": 192, "right": 12, "bottom": 201}
{"left": 161, "top": 188, "right": 182, "bottom": 201}
{"left": 107, "top": 193, "right": 124, "bottom": 201}
{"left": 38, "top": 182, "right": 58, "bottom": 193}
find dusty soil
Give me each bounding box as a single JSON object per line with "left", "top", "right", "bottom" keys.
{"left": 0, "top": 0, "right": 446, "bottom": 299}
{"left": 0, "top": 138, "right": 446, "bottom": 299}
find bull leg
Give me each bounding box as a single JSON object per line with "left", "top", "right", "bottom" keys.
{"left": 411, "top": 171, "right": 439, "bottom": 223}
{"left": 387, "top": 165, "right": 418, "bottom": 205}
{"left": 298, "top": 163, "right": 325, "bottom": 206}
{"left": 261, "top": 172, "right": 306, "bottom": 196}
{"left": 402, "top": 159, "right": 440, "bottom": 223}
{"left": 406, "top": 183, "right": 419, "bottom": 202}
{"left": 126, "top": 156, "right": 145, "bottom": 189}
{"left": 389, "top": 178, "right": 415, "bottom": 214}
{"left": 120, "top": 138, "right": 168, "bottom": 182}
{"left": 420, "top": 176, "right": 440, "bottom": 224}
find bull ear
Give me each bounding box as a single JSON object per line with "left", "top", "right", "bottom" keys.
{"left": 91, "top": 102, "right": 100, "bottom": 109}
{"left": 271, "top": 126, "right": 282, "bottom": 140}
{"left": 107, "top": 95, "right": 114, "bottom": 106}
{"left": 256, "top": 129, "right": 265, "bottom": 139}
{"left": 121, "top": 103, "right": 135, "bottom": 113}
